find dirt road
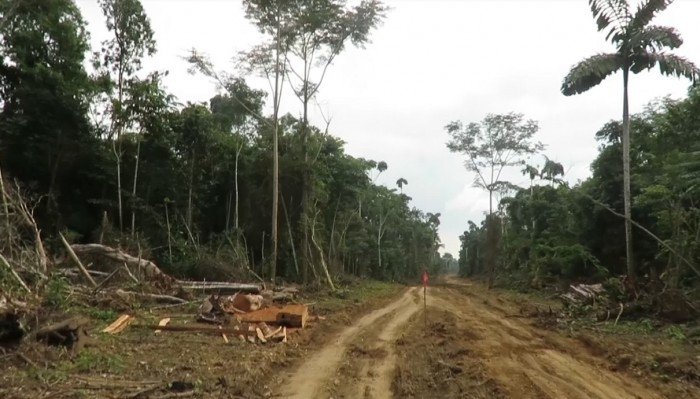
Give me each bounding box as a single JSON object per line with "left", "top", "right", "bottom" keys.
{"left": 275, "top": 278, "right": 678, "bottom": 399}
{"left": 276, "top": 287, "right": 423, "bottom": 398}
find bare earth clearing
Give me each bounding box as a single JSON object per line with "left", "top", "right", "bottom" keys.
{"left": 2, "top": 278, "right": 697, "bottom": 398}
{"left": 274, "top": 277, "right": 699, "bottom": 399}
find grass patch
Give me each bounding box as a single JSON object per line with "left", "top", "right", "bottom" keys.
{"left": 314, "top": 280, "right": 402, "bottom": 314}
{"left": 600, "top": 319, "right": 656, "bottom": 335}
{"left": 73, "top": 350, "right": 125, "bottom": 374}
{"left": 77, "top": 307, "right": 119, "bottom": 322}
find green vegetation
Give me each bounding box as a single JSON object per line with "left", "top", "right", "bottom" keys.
{"left": 561, "top": 0, "right": 698, "bottom": 288}
{"left": 0, "top": 0, "right": 451, "bottom": 289}
{"left": 452, "top": 1, "right": 699, "bottom": 307}
{"left": 456, "top": 89, "right": 700, "bottom": 294}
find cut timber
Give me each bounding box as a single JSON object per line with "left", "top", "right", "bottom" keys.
{"left": 238, "top": 304, "right": 309, "bottom": 328}
{"left": 178, "top": 281, "right": 262, "bottom": 295}
{"left": 103, "top": 314, "right": 135, "bottom": 334}
{"left": 220, "top": 293, "right": 263, "bottom": 313}
{"left": 256, "top": 328, "right": 267, "bottom": 343}
{"left": 264, "top": 326, "right": 282, "bottom": 339}
{"left": 70, "top": 243, "right": 175, "bottom": 286}
{"left": 154, "top": 318, "right": 170, "bottom": 334}
{"left": 277, "top": 304, "right": 309, "bottom": 328}
{"left": 36, "top": 316, "right": 91, "bottom": 351}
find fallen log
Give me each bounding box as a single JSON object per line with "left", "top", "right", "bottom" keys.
{"left": 35, "top": 316, "right": 92, "bottom": 351}
{"left": 115, "top": 289, "right": 187, "bottom": 305}
{"left": 178, "top": 281, "right": 262, "bottom": 295}
{"left": 71, "top": 244, "right": 175, "bottom": 286}
{"left": 134, "top": 324, "right": 258, "bottom": 337}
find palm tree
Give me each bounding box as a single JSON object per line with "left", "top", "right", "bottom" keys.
{"left": 396, "top": 177, "right": 408, "bottom": 193}
{"left": 561, "top": 0, "right": 698, "bottom": 287}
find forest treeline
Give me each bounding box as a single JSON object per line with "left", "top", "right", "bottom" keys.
{"left": 0, "top": 0, "right": 451, "bottom": 287}
{"left": 452, "top": 0, "right": 700, "bottom": 298}
{"left": 456, "top": 90, "right": 700, "bottom": 292}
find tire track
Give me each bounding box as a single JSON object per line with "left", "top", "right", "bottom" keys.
{"left": 275, "top": 287, "right": 420, "bottom": 398}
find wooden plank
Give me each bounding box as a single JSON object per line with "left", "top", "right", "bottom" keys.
{"left": 264, "top": 326, "right": 283, "bottom": 339}
{"left": 256, "top": 328, "right": 267, "bottom": 343}
{"left": 102, "top": 314, "right": 133, "bottom": 334}
{"left": 154, "top": 318, "right": 170, "bottom": 334}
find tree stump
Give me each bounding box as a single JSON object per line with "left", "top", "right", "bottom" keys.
{"left": 35, "top": 316, "right": 92, "bottom": 352}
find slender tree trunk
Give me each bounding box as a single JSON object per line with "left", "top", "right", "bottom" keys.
{"left": 377, "top": 225, "right": 382, "bottom": 271}
{"left": 115, "top": 67, "right": 124, "bottom": 233}
{"left": 271, "top": 114, "right": 279, "bottom": 282}
{"left": 225, "top": 189, "right": 232, "bottom": 232}
{"left": 310, "top": 211, "right": 335, "bottom": 290}
{"left": 164, "top": 200, "right": 172, "bottom": 264}
{"left": 235, "top": 143, "right": 242, "bottom": 230}
{"left": 0, "top": 166, "right": 12, "bottom": 255}
{"left": 269, "top": 10, "right": 282, "bottom": 284}
{"left": 328, "top": 198, "right": 341, "bottom": 261}
{"left": 130, "top": 139, "right": 141, "bottom": 238}
{"left": 115, "top": 141, "right": 123, "bottom": 232}
{"left": 187, "top": 149, "right": 196, "bottom": 231}
{"left": 281, "top": 194, "right": 300, "bottom": 277}
{"left": 300, "top": 57, "right": 311, "bottom": 285}
{"left": 487, "top": 189, "right": 495, "bottom": 287}
{"left": 622, "top": 67, "right": 636, "bottom": 288}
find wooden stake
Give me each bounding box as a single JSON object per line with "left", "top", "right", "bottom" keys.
{"left": 218, "top": 325, "right": 229, "bottom": 343}
{"left": 59, "top": 232, "right": 97, "bottom": 288}
{"left": 0, "top": 253, "right": 31, "bottom": 293}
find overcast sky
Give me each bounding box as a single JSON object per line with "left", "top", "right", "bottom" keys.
{"left": 76, "top": 0, "right": 700, "bottom": 255}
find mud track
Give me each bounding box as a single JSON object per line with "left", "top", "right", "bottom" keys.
{"left": 274, "top": 278, "right": 675, "bottom": 398}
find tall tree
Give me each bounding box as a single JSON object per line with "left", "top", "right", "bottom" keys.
{"left": 561, "top": 0, "right": 698, "bottom": 287}
{"left": 446, "top": 113, "right": 543, "bottom": 286}
{"left": 123, "top": 72, "right": 173, "bottom": 236}
{"left": 242, "top": 0, "right": 293, "bottom": 284}
{"left": 284, "top": 0, "right": 386, "bottom": 284}
{"left": 97, "top": 0, "right": 156, "bottom": 233}
{"left": 0, "top": 0, "right": 96, "bottom": 219}
{"left": 446, "top": 113, "right": 543, "bottom": 215}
